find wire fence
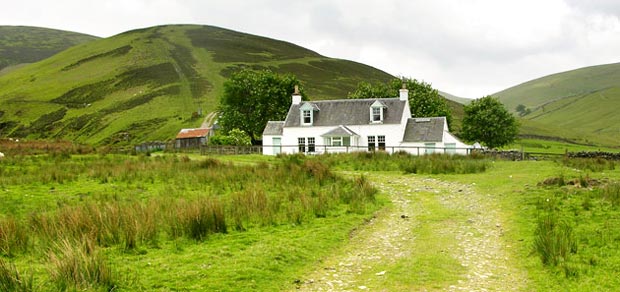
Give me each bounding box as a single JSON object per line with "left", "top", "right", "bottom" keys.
{"left": 134, "top": 142, "right": 617, "bottom": 161}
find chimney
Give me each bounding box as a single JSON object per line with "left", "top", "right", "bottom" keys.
{"left": 399, "top": 83, "right": 408, "bottom": 101}
{"left": 292, "top": 85, "right": 302, "bottom": 105}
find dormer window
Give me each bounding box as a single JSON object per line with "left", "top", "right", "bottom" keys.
{"left": 299, "top": 102, "right": 318, "bottom": 126}
{"left": 302, "top": 110, "right": 312, "bottom": 124}
{"left": 372, "top": 107, "right": 382, "bottom": 122}
{"left": 370, "top": 100, "right": 386, "bottom": 123}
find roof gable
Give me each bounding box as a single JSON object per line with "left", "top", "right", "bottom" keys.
{"left": 263, "top": 121, "right": 285, "bottom": 136}
{"left": 321, "top": 125, "right": 359, "bottom": 137}
{"left": 402, "top": 117, "right": 445, "bottom": 142}
{"left": 284, "top": 98, "right": 406, "bottom": 127}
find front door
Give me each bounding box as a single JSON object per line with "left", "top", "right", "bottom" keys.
{"left": 273, "top": 137, "right": 281, "bottom": 155}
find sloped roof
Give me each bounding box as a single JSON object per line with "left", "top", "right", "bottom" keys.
{"left": 263, "top": 121, "right": 285, "bottom": 136}
{"left": 176, "top": 128, "right": 209, "bottom": 139}
{"left": 321, "top": 125, "right": 358, "bottom": 137}
{"left": 284, "top": 98, "right": 406, "bottom": 127}
{"left": 402, "top": 117, "right": 445, "bottom": 142}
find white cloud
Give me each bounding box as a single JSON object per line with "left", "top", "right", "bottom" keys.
{"left": 1, "top": 0, "right": 619, "bottom": 98}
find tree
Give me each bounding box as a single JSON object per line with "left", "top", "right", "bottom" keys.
{"left": 209, "top": 128, "right": 251, "bottom": 146}
{"left": 461, "top": 96, "right": 519, "bottom": 149}
{"left": 348, "top": 77, "right": 452, "bottom": 127}
{"left": 218, "top": 70, "right": 305, "bottom": 144}
{"left": 515, "top": 104, "right": 531, "bottom": 117}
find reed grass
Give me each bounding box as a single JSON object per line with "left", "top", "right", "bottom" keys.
{"left": 48, "top": 238, "right": 116, "bottom": 291}
{"left": 0, "top": 258, "right": 34, "bottom": 292}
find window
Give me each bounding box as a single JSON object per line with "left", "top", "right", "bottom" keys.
{"left": 302, "top": 110, "right": 312, "bottom": 125}
{"left": 331, "top": 137, "right": 342, "bottom": 146}
{"left": 368, "top": 136, "right": 376, "bottom": 151}
{"left": 308, "top": 137, "right": 315, "bottom": 153}
{"left": 372, "top": 107, "right": 382, "bottom": 122}
{"left": 425, "top": 143, "right": 435, "bottom": 154}
{"left": 378, "top": 135, "right": 386, "bottom": 151}
{"left": 446, "top": 143, "right": 456, "bottom": 154}
{"left": 298, "top": 137, "right": 306, "bottom": 153}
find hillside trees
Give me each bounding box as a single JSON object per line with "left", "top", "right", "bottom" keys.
{"left": 462, "top": 96, "right": 518, "bottom": 149}
{"left": 348, "top": 77, "right": 452, "bottom": 127}
{"left": 218, "top": 70, "right": 305, "bottom": 144}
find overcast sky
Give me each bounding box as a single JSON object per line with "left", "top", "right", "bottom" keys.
{"left": 2, "top": 0, "right": 620, "bottom": 98}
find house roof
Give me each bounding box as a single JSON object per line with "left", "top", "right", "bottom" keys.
{"left": 402, "top": 117, "right": 445, "bottom": 142}
{"left": 321, "top": 125, "right": 359, "bottom": 137}
{"left": 263, "top": 121, "right": 285, "bottom": 136}
{"left": 284, "top": 98, "right": 406, "bottom": 127}
{"left": 176, "top": 128, "right": 209, "bottom": 139}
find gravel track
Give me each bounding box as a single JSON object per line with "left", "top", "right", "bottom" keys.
{"left": 293, "top": 173, "right": 526, "bottom": 291}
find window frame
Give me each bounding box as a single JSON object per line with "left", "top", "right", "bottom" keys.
{"left": 302, "top": 110, "right": 312, "bottom": 125}
{"left": 378, "top": 135, "right": 386, "bottom": 151}
{"left": 298, "top": 137, "right": 306, "bottom": 153}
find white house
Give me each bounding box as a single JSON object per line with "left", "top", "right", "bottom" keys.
{"left": 262, "top": 86, "right": 471, "bottom": 155}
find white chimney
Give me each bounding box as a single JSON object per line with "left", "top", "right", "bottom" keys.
{"left": 292, "top": 85, "right": 302, "bottom": 105}
{"left": 399, "top": 83, "right": 408, "bottom": 101}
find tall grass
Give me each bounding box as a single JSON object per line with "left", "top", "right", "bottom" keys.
{"left": 48, "top": 238, "right": 116, "bottom": 291}
{"left": 602, "top": 182, "right": 620, "bottom": 207}
{"left": 313, "top": 152, "right": 489, "bottom": 174}
{"left": 0, "top": 258, "right": 34, "bottom": 292}
{"left": 1, "top": 154, "right": 379, "bottom": 256}
{"left": 533, "top": 215, "right": 577, "bottom": 267}
{"left": 0, "top": 216, "right": 29, "bottom": 257}
{"left": 561, "top": 157, "right": 616, "bottom": 172}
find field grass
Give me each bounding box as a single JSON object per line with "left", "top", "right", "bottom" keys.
{"left": 0, "top": 152, "right": 384, "bottom": 290}
{"left": 505, "top": 138, "right": 620, "bottom": 154}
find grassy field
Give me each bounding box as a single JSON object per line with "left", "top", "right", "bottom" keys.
{"left": 505, "top": 138, "right": 620, "bottom": 154}
{"left": 0, "top": 152, "right": 383, "bottom": 291}
{"left": 2, "top": 149, "right": 620, "bottom": 291}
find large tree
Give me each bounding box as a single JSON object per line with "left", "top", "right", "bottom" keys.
{"left": 461, "top": 96, "right": 519, "bottom": 149}
{"left": 218, "top": 70, "right": 305, "bottom": 144}
{"left": 348, "top": 77, "right": 452, "bottom": 127}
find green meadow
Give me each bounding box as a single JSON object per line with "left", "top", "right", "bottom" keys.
{"left": 1, "top": 149, "right": 620, "bottom": 291}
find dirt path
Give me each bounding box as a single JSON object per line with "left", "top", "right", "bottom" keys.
{"left": 201, "top": 111, "right": 218, "bottom": 129}
{"left": 293, "top": 173, "right": 526, "bottom": 291}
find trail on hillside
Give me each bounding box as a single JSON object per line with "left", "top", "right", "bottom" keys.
{"left": 293, "top": 173, "right": 527, "bottom": 291}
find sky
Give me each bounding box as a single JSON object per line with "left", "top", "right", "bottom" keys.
{"left": 2, "top": 0, "right": 620, "bottom": 98}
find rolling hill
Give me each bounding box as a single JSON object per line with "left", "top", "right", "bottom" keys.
{"left": 494, "top": 62, "right": 620, "bottom": 147}
{"left": 0, "top": 24, "right": 402, "bottom": 145}
{"left": 0, "top": 26, "right": 99, "bottom": 74}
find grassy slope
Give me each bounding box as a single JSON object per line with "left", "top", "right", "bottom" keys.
{"left": 0, "top": 26, "right": 98, "bottom": 72}
{"left": 0, "top": 25, "right": 397, "bottom": 145}
{"left": 493, "top": 62, "right": 620, "bottom": 147}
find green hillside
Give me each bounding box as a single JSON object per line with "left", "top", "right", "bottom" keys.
{"left": 439, "top": 90, "right": 471, "bottom": 105}
{"left": 0, "top": 26, "right": 98, "bottom": 73}
{"left": 0, "top": 25, "right": 396, "bottom": 145}
{"left": 493, "top": 62, "right": 620, "bottom": 147}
